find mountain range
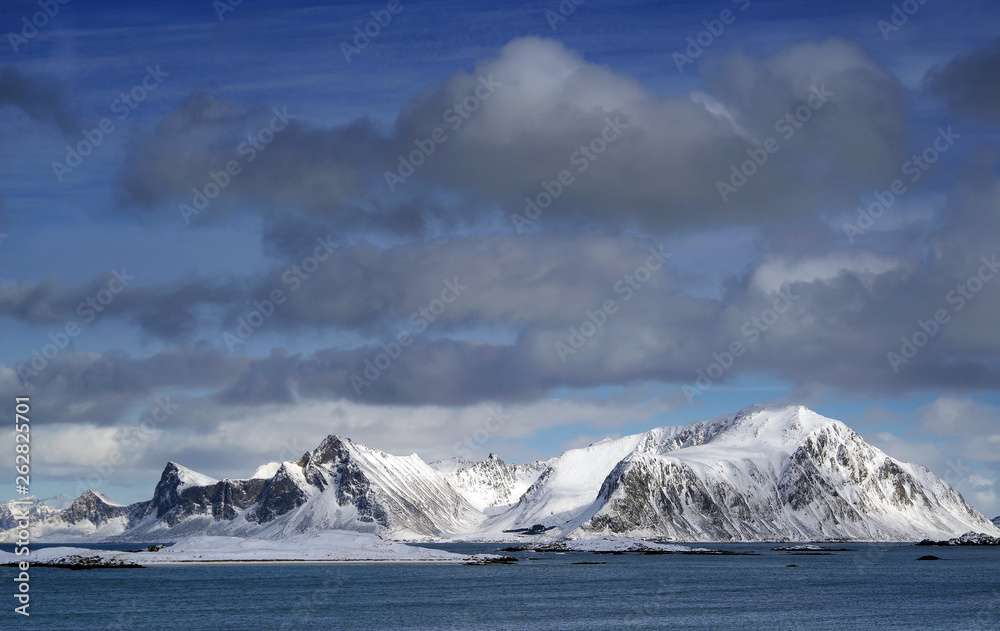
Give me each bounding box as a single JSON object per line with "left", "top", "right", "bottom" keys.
{"left": 0, "top": 494, "right": 73, "bottom": 531}
{"left": 5, "top": 405, "right": 998, "bottom": 543}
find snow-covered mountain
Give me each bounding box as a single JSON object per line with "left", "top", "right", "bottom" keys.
{"left": 3, "top": 436, "right": 483, "bottom": 543}
{"left": 0, "top": 494, "right": 74, "bottom": 530}
{"left": 4, "top": 405, "right": 998, "bottom": 543}
{"left": 993, "top": 516, "right": 1000, "bottom": 528}
{"left": 430, "top": 454, "right": 551, "bottom": 514}
{"left": 476, "top": 405, "right": 998, "bottom": 541}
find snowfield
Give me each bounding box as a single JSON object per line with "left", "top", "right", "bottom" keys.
{"left": 0, "top": 531, "right": 494, "bottom": 566}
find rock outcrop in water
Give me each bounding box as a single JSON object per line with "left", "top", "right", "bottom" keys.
{"left": 916, "top": 532, "right": 1000, "bottom": 546}
{"left": 3, "top": 405, "right": 998, "bottom": 543}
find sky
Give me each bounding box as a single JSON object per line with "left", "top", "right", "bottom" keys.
{"left": 1, "top": 0, "right": 999, "bottom": 517}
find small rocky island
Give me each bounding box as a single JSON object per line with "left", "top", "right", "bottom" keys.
{"left": 916, "top": 532, "right": 1000, "bottom": 546}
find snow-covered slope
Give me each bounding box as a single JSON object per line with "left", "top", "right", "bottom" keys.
{"left": 4, "top": 405, "right": 997, "bottom": 543}
{"left": 431, "top": 454, "right": 550, "bottom": 513}
{"left": 0, "top": 494, "right": 74, "bottom": 531}
{"left": 7, "top": 490, "right": 139, "bottom": 542}
{"left": 479, "top": 405, "right": 998, "bottom": 541}
{"left": 0, "top": 531, "right": 495, "bottom": 565}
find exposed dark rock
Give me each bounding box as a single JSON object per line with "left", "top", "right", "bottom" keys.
{"left": 916, "top": 532, "right": 1000, "bottom": 546}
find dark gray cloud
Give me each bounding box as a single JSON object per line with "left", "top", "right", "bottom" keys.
{"left": 236, "top": 235, "right": 677, "bottom": 336}
{"left": 0, "top": 271, "right": 246, "bottom": 341}
{"left": 0, "top": 348, "right": 249, "bottom": 426}
{"left": 925, "top": 39, "right": 1000, "bottom": 123}
{"left": 7, "top": 189, "right": 1000, "bottom": 411}
{"left": 115, "top": 92, "right": 393, "bottom": 228}
{"left": 211, "top": 262, "right": 1000, "bottom": 408}
{"left": 213, "top": 213, "right": 1000, "bottom": 407}
{"left": 111, "top": 38, "right": 907, "bottom": 235}
{"left": 0, "top": 65, "right": 77, "bottom": 133}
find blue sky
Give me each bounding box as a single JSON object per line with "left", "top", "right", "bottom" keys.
{"left": 2, "top": 0, "right": 1000, "bottom": 516}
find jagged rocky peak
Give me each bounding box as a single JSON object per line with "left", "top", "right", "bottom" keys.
{"left": 0, "top": 496, "right": 71, "bottom": 530}
{"left": 301, "top": 435, "right": 354, "bottom": 468}
{"left": 439, "top": 452, "right": 550, "bottom": 512}
{"left": 60, "top": 490, "right": 129, "bottom": 526}
{"left": 151, "top": 462, "right": 210, "bottom": 507}
{"left": 472, "top": 453, "right": 506, "bottom": 470}
{"left": 147, "top": 461, "right": 269, "bottom": 526}
{"left": 247, "top": 462, "right": 312, "bottom": 524}
{"left": 74, "top": 489, "right": 119, "bottom": 506}
{"left": 156, "top": 462, "right": 218, "bottom": 489}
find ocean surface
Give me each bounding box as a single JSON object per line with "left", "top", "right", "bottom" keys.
{"left": 2, "top": 542, "right": 998, "bottom": 630}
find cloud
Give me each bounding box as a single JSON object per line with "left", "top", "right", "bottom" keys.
{"left": 0, "top": 271, "right": 246, "bottom": 341}
{"left": 111, "top": 37, "right": 908, "bottom": 234}
{"left": 394, "top": 37, "right": 907, "bottom": 230}
{"left": 917, "top": 397, "right": 1000, "bottom": 437}
{"left": 0, "top": 349, "right": 249, "bottom": 426}
{"left": 115, "top": 92, "right": 392, "bottom": 228}
{"left": 5, "top": 224, "right": 1000, "bottom": 409}
{"left": 925, "top": 39, "right": 1000, "bottom": 123}
{"left": 0, "top": 65, "right": 77, "bottom": 133}
{"left": 750, "top": 251, "right": 909, "bottom": 294}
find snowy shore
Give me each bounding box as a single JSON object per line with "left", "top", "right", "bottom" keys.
{"left": 0, "top": 531, "right": 502, "bottom": 567}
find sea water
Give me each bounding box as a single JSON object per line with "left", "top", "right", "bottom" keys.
{"left": 2, "top": 542, "right": 998, "bottom": 630}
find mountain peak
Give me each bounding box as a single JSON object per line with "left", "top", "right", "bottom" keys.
{"left": 726, "top": 403, "right": 847, "bottom": 437}
{"left": 76, "top": 489, "right": 120, "bottom": 505}
{"left": 306, "top": 435, "right": 355, "bottom": 467}
{"left": 159, "top": 462, "right": 218, "bottom": 488}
